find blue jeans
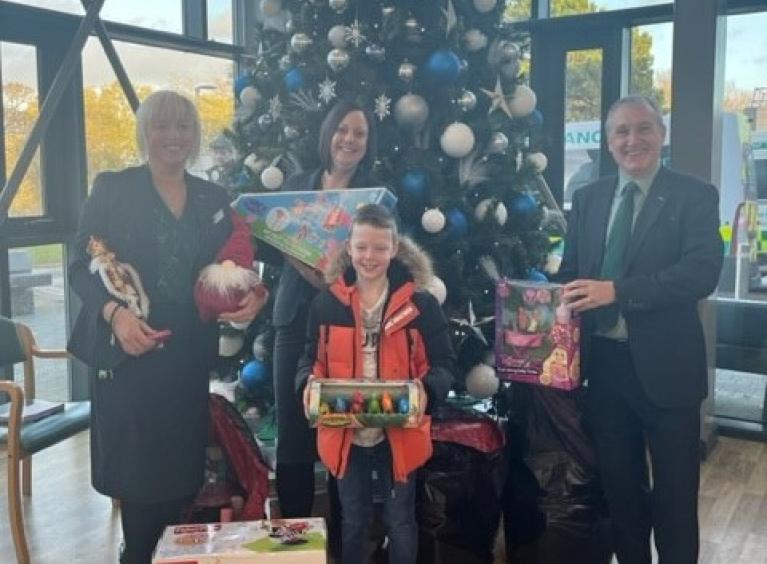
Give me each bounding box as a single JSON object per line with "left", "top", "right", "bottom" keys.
{"left": 337, "top": 442, "right": 417, "bottom": 564}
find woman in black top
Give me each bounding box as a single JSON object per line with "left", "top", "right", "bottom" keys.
{"left": 68, "top": 91, "right": 265, "bottom": 564}
{"left": 268, "top": 100, "right": 379, "bottom": 519}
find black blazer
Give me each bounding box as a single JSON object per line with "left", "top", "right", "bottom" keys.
{"left": 558, "top": 167, "right": 724, "bottom": 408}
{"left": 68, "top": 165, "right": 234, "bottom": 368}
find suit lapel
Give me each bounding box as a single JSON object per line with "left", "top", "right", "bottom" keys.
{"left": 625, "top": 167, "right": 671, "bottom": 271}
{"left": 587, "top": 177, "right": 618, "bottom": 277}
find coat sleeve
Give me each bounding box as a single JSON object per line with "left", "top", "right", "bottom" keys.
{"left": 295, "top": 293, "right": 324, "bottom": 398}
{"left": 68, "top": 173, "right": 119, "bottom": 322}
{"left": 614, "top": 182, "right": 724, "bottom": 311}
{"left": 215, "top": 211, "right": 255, "bottom": 267}
{"left": 414, "top": 292, "right": 455, "bottom": 413}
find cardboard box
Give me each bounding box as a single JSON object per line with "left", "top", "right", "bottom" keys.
{"left": 152, "top": 518, "right": 326, "bottom": 563}
{"left": 306, "top": 379, "right": 420, "bottom": 428}
{"left": 495, "top": 279, "right": 581, "bottom": 390}
{"left": 233, "top": 187, "right": 397, "bottom": 270}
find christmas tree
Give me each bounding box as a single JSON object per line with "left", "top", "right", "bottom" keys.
{"left": 220, "top": 0, "right": 565, "bottom": 395}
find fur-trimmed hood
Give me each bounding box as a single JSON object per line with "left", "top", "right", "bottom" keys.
{"left": 323, "top": 235, "right": 434, "bottom": 290}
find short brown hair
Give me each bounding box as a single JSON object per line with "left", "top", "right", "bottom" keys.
{"left": 351, "top": 204, "right": 398, "bottom": 239}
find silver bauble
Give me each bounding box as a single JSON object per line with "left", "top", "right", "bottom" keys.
{"left": 261, "top": 166, "right": 284, "bottom": 190}
{"left": 257, "top": 114, "right": 273, "bottom": 130}
{"left": 327, "top": 25, "right": 347, "bottom": 48}
{"left": 382, "top": 5, "right": 395, "bottom": 17}
{"left": 463, "top": 29, "right": 488, "bottom": 52}
{"left": 290, "top": 32, "right": 312, "bottom": 53}
{"left": 440, "top": 122, "right": 475, "bottom": 159}
{"left": 283, "top": 125, "right": 300, "bottom": 140}
{"left": 284, "top": 18, "right": 295, "bottom": 34}
{"left": 499, "top": 41, "right": 520, "bottom": 63}
{"left": 500, "top": 60, "right": 520, "bottom": 81}
{"left": 398, "top": 61, "right": 416, "bottom": 82}
{"left": 466, "top": 364, "right": 499, "bottom": 399}
{"left": 421, "top": 208, "right": 446, "bottom": 233}
{"left": 239, "top": 86, "right": 261, "bottom": 108}
{"left": 487, "top": 131, "right": 509, "bottom": 153}
{"left": 328, "top": 0, "right": 348, "bottom": 13}
{"left": 509, "top": 84, "right": 537, "bottom": 117}
{"left": 365, "top": 43, "right": 386, "bottom": 63}
{"left": 327, "top": 48, "right": 350, "bottom": 72}
{"left": 393, "top": 94, "right": 429, "bottom": 131}
{"left": 457, "top": 90, "right": 477, "bottom": 112}
{"left": 278, "top": 54, "right": 292, "bottom": 71}
{"left": 404, "top": 17, "right": 422, "bottom": 42}
{"left": 473, "top": 0, "right": 498, "bottom": 13}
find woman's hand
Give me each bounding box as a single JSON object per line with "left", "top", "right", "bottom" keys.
{"left": 109, "top": 306, "right": 161, "bottom": 356}
{"left": 285, "top": 256, "right": 325, "bottom": 289}
{"left": 218, "top": 286, "right": 269, "bottom": 325}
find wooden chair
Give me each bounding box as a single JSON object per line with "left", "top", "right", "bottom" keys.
{"left": 0, "top": 319, "right": 90, "bottom": 564}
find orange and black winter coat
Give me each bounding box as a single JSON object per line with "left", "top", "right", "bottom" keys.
{"left": 296, "top": 237, "right": 455, "bottom": 482}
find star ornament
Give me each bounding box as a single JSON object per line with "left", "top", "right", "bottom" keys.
{"left": 268, "top": 95, "right": 282, "bottom": 119}
{"left": 318, "top": 77, "right": 337, "bottom": 105}
{"left": 481, "top": 76, "right": 513, "bottom": 119}
{"left": 374, "top": 93, "right": 391, "bottom": 121}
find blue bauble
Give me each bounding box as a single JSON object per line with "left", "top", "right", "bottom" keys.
{"left": 426, "top": 49, "right": 461, "bottom": 85}
{"left": 446, "top": 208, "right": 469, "bottom": 240}
{"left": 528, "top": 109, "right": 544, "bottom": 130}
{"left": 401, "top": 169, "right": 429, "bottom": 199}
{"left": 234, "top": 74, "right": 251, "bottom": 98}
{"left": 283, "top": 67, "right": 304, "bottom": 92}
{"left": 397, "top": 396, "right": 410, "bottom": 415}
{"left": 527, "top": 269, "right": 548, "bottom": 282}
{"left": 333, "top": 396, "right": 348, "bottom": 414}
{"left": 507, "top": 192, "right": 537, "bottom": 219}
{"left": 240, "top": 359, "right": 268, "bottom": 392}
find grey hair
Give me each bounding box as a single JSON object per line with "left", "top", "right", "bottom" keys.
{"left": 135, "top": 90, "right": 202, "bottom": 164}
{"left": 605, "top": 95, "right": 665, "bottom": 135}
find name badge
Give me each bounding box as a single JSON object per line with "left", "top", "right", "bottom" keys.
{"left": 212, "top": 209, "right": 225, "bottom": 224}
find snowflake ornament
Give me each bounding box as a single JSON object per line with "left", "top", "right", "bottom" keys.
{"left": 268, "top": 95, "right": 282, "bottom": 119}
{"left": 318, "top": 77, "right": 337, "bottom": 105}
{"left": 374, "top": 93, "right": 392, "bottom": 121}
{"left": 290, "top": 89, "right": 321, "bottom": 112}
{"left": 345, "top": 19, "right": 366, "bottom": 48}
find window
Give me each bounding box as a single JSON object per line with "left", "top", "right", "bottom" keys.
{"left": 207, "top": 0, "right": 233, "bottom": 43}
{"left": 81, "top": 38, "right": 235, "bottom": 183}
{"left": 1, "top": 41, "right": 43, "bottom": 217}
{"left": 10, "top": 244, "right": 68, "bottom": 401}
{"left": 504, "top": 0, "right": 532, "bottom": 22}
{"left": 551, "top": 0, "right": 671, "bottom": 17}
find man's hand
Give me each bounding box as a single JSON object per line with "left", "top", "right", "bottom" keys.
{"left": 414, "top": 379, "right": 428, "bottom": 421}
{"left": 285, "top": 255, "right": 325, "bottom": 289}
{"left": 563, "top": 279, "right": 616, "bottom": 313}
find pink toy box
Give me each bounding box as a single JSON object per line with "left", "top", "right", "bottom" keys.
{"left": 495, "top": 279, "right": 580, "bottom": 390}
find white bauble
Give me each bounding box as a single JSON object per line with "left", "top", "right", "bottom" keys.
{"left": 495, "top": 202, "right": 508, "bottom": 225}
{"left": 327, "top": 25, "right": 347, "bottom": 48}
{"left": 239, "top": 86, "right": 261, "bottom": 108}
{"left": 544, "top": 253, "right": 562, "bottom": 275}
{"left": 473, "top": 0, "right": 497, "bottom": 13}
{"left": 260, "top": 166, "right": 284, "bottom": 190}
{"left": 421, "top": 208, "right": 446, "bottom": 233}
{"left": 466, "top": 364, "right": 500, "bottom": 399}
{"left": 509, "top": 84, "right": 537, "bottom": 117}
{"left": 424, "top": 275, "right": 447, "bottom": 305}
{"left": 440, "top": 122, "right": 475, "bottom": 159}
{"left": 244, "top": 153, "right": 267, "bottom": 174}
{"left": 463, "top": 29, "right": 488, "bottom": 52}
{"left": 527, "top": 152, "right": 548, "bottom": 172}
{"left": 394, "top": 94, "right": 429, "bottom": 130}
{"left": 219, "top": 331, "right": 245, "bottom": 357}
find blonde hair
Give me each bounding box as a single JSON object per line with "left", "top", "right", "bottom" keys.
{"left": 135, "top": 90, "right": 202, "bottom": 164}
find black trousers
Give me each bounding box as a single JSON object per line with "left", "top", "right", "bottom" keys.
{"left": 120, "top": 496, "right": 192, "bottom": 564}
{"left": 586, "top": 337, "right": 700, "bottom": 564}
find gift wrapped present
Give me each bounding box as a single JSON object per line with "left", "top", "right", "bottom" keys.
{"left": 233, "top": 187, "right": 397, "bottom": 271}
{"left": 494, "top": 279, "right": 580, "bottom": 390}
{"left": 153, "top": 518, "right": 327, "bottom": 563}
{"left": 306, "top": 379, "right": 420, "bottom": 428}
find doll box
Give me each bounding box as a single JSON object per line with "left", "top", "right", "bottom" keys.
{"left": 233, "top": 187, "right": 397, "bottom": 270}
{"left": 494, "top": 279, "right": 581, "bottom": 390}
{"left": 152, "top": 518, "right": 326, "bottom": 563}
{"left": 307, "top": 379, "right": 420, "bottom": 428}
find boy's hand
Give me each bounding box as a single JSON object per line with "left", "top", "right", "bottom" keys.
{"left": 414, "top": 379, "right": 428, "bottom": 421}
{"left": 302, "top": 375, "right": 316, "bottom": 420}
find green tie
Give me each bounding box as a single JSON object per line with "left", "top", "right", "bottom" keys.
{"left": 596, "top": 182, "right": 638, "bottom": 331}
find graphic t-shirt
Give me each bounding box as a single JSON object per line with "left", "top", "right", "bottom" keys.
{"left": 353, "top": 284, "right": 388, "bottom": 447}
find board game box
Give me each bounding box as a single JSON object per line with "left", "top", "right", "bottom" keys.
{"left": 233, "top": 187, "right": 397, "bottom": 271}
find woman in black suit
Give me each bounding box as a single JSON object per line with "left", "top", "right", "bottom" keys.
{"left": 268, "top": 99, "right": 379, "bottom": 518}
{"left": 68, "top": 90, "right": 265, "bottom": 564}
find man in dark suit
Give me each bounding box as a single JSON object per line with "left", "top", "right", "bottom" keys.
{"left": 559, "top": 95, "right": 723, "bottom": 563}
